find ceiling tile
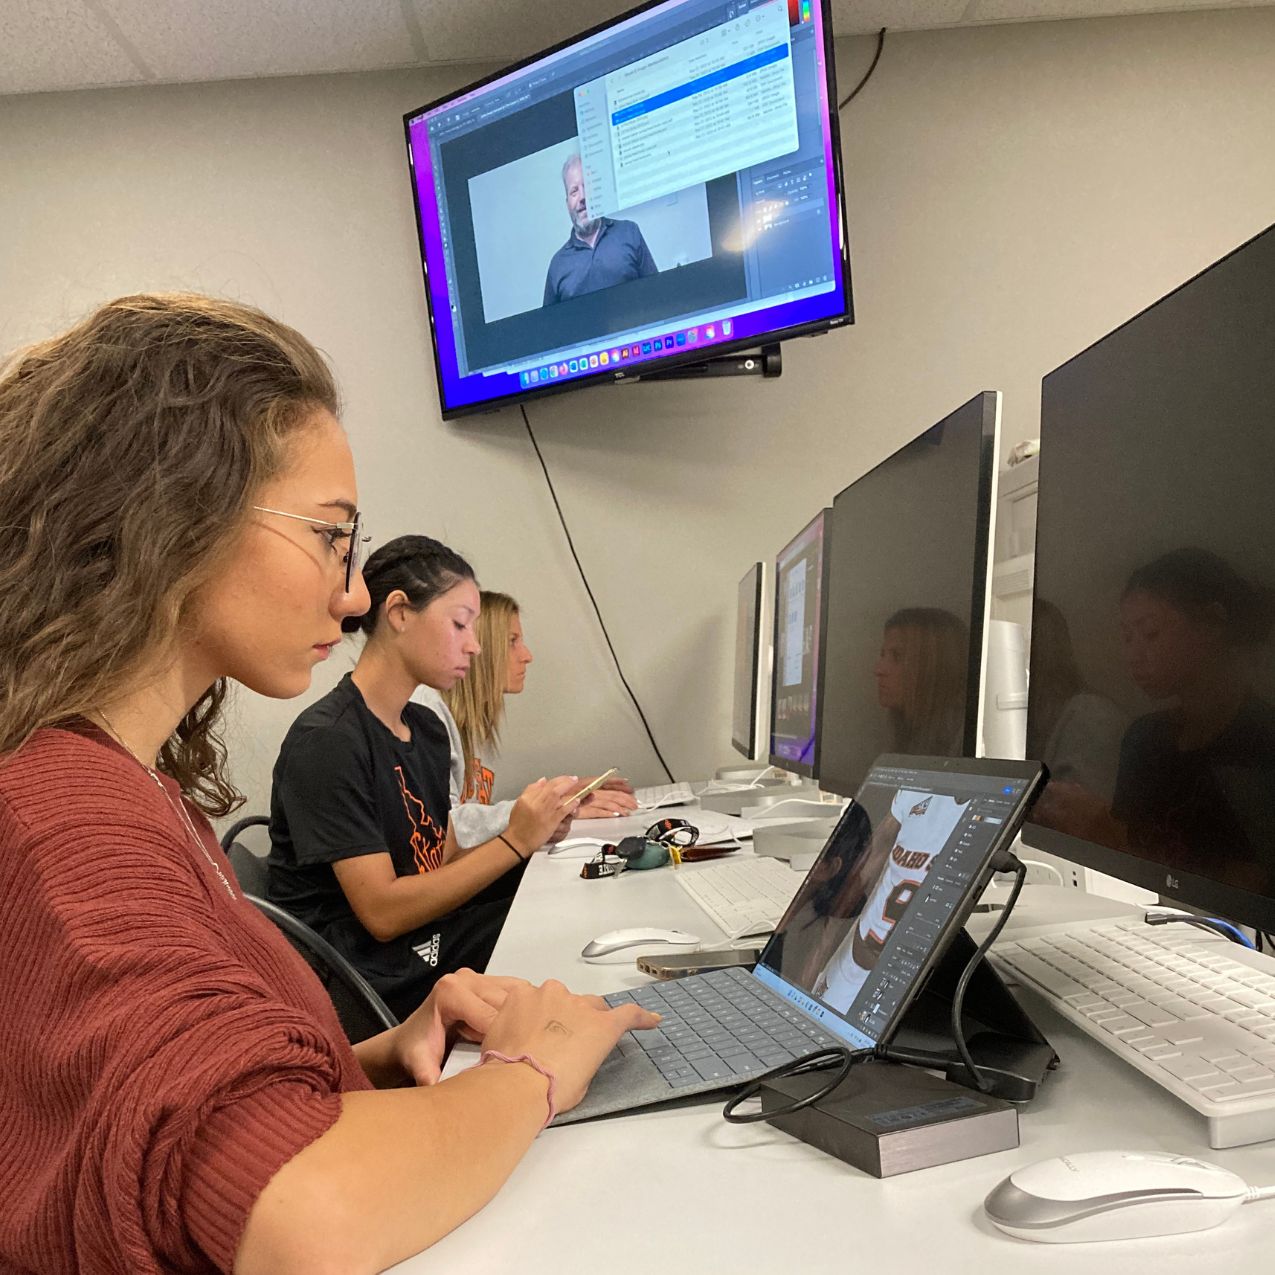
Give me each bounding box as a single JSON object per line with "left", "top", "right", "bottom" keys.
{"left": 411, "top": 0, "right": 636, "bottom": 64}
{"left": 974, "top": 0, "right": 1274, "bottom": 20}
{"left": 0, "top": 0, "right": 146, "bottom": 94}
{"left": 3, "top": 0, "right": 1271, "bottom": 97}
{"left": 95, "top": 0, "right": 416, "bottom": 81}
{"left": 832, "top": 1, "right": 973, "bottom": 34}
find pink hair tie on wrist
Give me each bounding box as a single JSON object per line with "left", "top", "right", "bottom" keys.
{"left": 479, "top": 1049, "right": 558, "bottom": 1129}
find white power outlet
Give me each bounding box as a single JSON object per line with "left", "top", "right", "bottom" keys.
{"left": 1012, "top": 845, "right": 1082, "bottom": 889}
{"left": 1061, "top": 862, "right": 1085, "bottom": 890}
{"left": 1031, "top": 853, "right": 1156, "bottom": 904}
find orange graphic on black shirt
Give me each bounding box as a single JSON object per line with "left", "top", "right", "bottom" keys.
{"left": 395, "top": 765, "right": 445, "bottom": 873}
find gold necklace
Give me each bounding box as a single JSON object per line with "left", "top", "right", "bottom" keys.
{"left": 96, "top": 711, "right": 237, "bottom": 902}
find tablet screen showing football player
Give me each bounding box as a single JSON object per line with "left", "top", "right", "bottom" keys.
{"left": 812, "top": 788, "right": 969, "bottom": 1014}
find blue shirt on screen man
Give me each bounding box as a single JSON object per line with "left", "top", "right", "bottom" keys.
{"left": 543, "top": 217, "right": 658, "bottom": 304}
{"left": 544, "top": 153, "right": 659, "bottom": 304}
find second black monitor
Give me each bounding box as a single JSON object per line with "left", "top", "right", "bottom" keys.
{"left": 770, "top": 508, "right": 831, "bottom": 778}
{"left": 817, "top": 392, "right": 1000, "bottom": 798}
{"left": 732, "top": 562, "right": 769, "bottom": 759}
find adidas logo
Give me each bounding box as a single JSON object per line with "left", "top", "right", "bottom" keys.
{"left": 412, "top": 933, "right": 442, "bottom": 967}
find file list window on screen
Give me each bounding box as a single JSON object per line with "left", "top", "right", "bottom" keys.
{"left": 575, "top": 2, "right": 800, "bottom": 216}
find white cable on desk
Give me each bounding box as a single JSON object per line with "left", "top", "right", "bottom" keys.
{"left": 547, "top": 837, "right": 609, "bottom": 857}
{"left": 695, "top": 765, "right": 783, "bottom": 796}
{"left": 746, "top": 796, "right": 846, "bottom": 818}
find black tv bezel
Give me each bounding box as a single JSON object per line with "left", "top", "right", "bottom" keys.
{"left": 1020, "top": 222, "right": 1275, "bottom": 934}
{"left": 815, "top": 390, "right": 1000, "bottom": 801}
{"left": 731, "top": 561, "right": 766, "bottom": 759}
{"left": 402, "top": 0, "right": 854, "bottom": 421}
{"left": 769, "top": 507, "right": 832, "bottom": 781}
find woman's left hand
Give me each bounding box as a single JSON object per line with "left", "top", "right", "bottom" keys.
{"left": 576, "top": 778, "right": 638, "bottom": 818}
{"left": 597, "top": 775, "right": 636, "bottom": 796}
{"left": 394, "top": 969, "right": 531, "bottom": 1085}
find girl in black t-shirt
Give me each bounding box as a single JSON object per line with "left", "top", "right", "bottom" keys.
{"left": 269, "top": 535, "right": 579, "bottom": 1018}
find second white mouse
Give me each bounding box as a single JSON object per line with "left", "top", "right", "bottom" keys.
{"left": 581, "top": 927, "right": 701, "bottom": 961}
{"left": 984, "top": 1150, "right": 1251, "bottom": 1243}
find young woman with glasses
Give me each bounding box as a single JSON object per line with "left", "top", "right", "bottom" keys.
{"left": 267, "top": 538, "right": 583, "bottom": 1020}
{"left": 0, "top": 294, "right": 656, "bottom": 1275}
{"left": 410, "top": 589, "right": 638, "bottom": 851}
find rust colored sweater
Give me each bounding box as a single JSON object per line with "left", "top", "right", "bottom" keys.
{"left": 0, "top": 725, "right": 375, "bottom": 1274}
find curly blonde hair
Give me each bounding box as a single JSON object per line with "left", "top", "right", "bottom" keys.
{"left": 0, "top": 293, "right": 339, "bottom": 814}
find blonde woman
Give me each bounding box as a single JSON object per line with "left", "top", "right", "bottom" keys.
{"left": 0, "top": 294, "right": 655, "bottom": 1274}
{"left": 873, "top": 607, "right": 969, "bottom": 757}
{"left": 414, "top": 590, "right": 636, "bottom": 849}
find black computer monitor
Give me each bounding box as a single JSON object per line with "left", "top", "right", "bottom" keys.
{"left": 769, "top": 509, "right": 831, "bottom": 778}
{"left": 816, "top": 392, "right": 1000, "bottom": 799}
{"left": 1022, "top": 223, "right": 1275, "bottom": 931}
{"left": 732, "top": 562, "right": 769, "bottom": 759}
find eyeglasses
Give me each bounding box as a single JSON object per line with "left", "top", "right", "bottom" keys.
{"left": 252, "top": 505, "right": 370, "bottom": 594}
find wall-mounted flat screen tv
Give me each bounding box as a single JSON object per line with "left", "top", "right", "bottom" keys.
{"left": 404, "top": 0, "right": 853, "bottom": 419}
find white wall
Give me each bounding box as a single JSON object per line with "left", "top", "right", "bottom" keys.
{"left": 2, "top": 8, "right": 1274, "bottom": 830}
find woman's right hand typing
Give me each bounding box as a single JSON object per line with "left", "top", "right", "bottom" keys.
{"left": 479, "top": 979, "right": 661, "bottom": 1112}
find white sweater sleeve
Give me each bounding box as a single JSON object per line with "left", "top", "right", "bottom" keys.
{"left": 407, "top": 684, "right": 465, "bottom": 805}
{"left": 407, "top": 685, "right": 515, "bottom": 849}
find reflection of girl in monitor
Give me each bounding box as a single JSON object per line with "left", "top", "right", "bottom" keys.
{"left": 1029, "top": 598, "right": 1126, "bottom": 801}
{"left": 1111, "top": 548, "right": 1275, "bottom": 879}
{"left": 874, "top": 608, "right": 967, "bottom": 757}
{"left": 1036, "top": 549, "right": 1275, "bottom": 889}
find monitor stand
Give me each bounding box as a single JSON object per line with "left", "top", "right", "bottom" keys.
{"left": 633, "top": 342, "right": 781, "bottom": 382}
{"left": 697, "top": 779, "right": 802, "bottom": 816}
{"left": 715, "top": 763, "right": 773, "bottom": 782}
{"left": 889, "top": 928, "right": 1059, "bottom": 1103}
{"left": 753, "top": 814, "right": 843, "bottom": 861}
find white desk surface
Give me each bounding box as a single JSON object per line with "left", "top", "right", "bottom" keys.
{"left": 390, "top": 812, "right": 1275, "bottom": 1273}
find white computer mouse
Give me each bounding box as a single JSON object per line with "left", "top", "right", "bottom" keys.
{"left": 984, "top": 1150, "right": 1250, "bottom": 1243}
{"left": 547, "top": 836, "right": 610, "bottom": 856}
{"left": 580, "top": 928, "right": 701, "bottom": 961}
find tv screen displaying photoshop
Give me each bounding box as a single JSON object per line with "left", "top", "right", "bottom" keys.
{"left": 404, "top": 0, "right": 852, "bottom": 418}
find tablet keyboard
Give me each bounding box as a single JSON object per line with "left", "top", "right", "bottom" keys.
{"left": 605, "top": 965, "right": 838, "bottom": 1087}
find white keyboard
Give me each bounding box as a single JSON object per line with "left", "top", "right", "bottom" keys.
{"left": 676, "top": 856, "right": 802, "bottom": 940}
{"left": 634, "top": 781, "right": 697, "bottom": 810}
{"left": 993, "top": 915, "right": 1275, "bottom": 1148}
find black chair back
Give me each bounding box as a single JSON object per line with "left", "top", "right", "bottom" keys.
{"left": 221, "top": 815, "right": 271, "bottom": 893}
{"left": 227, "top": 841, "right": 269, "bottom": 896}
{"left": 246, "top": 895, "right": 399, "bottom": 1044}
{"left": 220, "top": 816, "right": 398, "bottom": 1043}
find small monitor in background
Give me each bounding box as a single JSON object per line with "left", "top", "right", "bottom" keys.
{"left": 732, "top": 562, "right": 773, "bottom": 760}
{"left": 1023, "top": 222, "right": 1275, "bottom": 931}
{"left": 769, "top": 508, "right": 831, "bottom": 779}
{"left": 816, "top": 392, "right": 1000, "bottom": 799}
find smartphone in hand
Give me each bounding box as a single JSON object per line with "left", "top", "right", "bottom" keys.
{"left": 567, "top": 767, "right": 618, "bottom": 804}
